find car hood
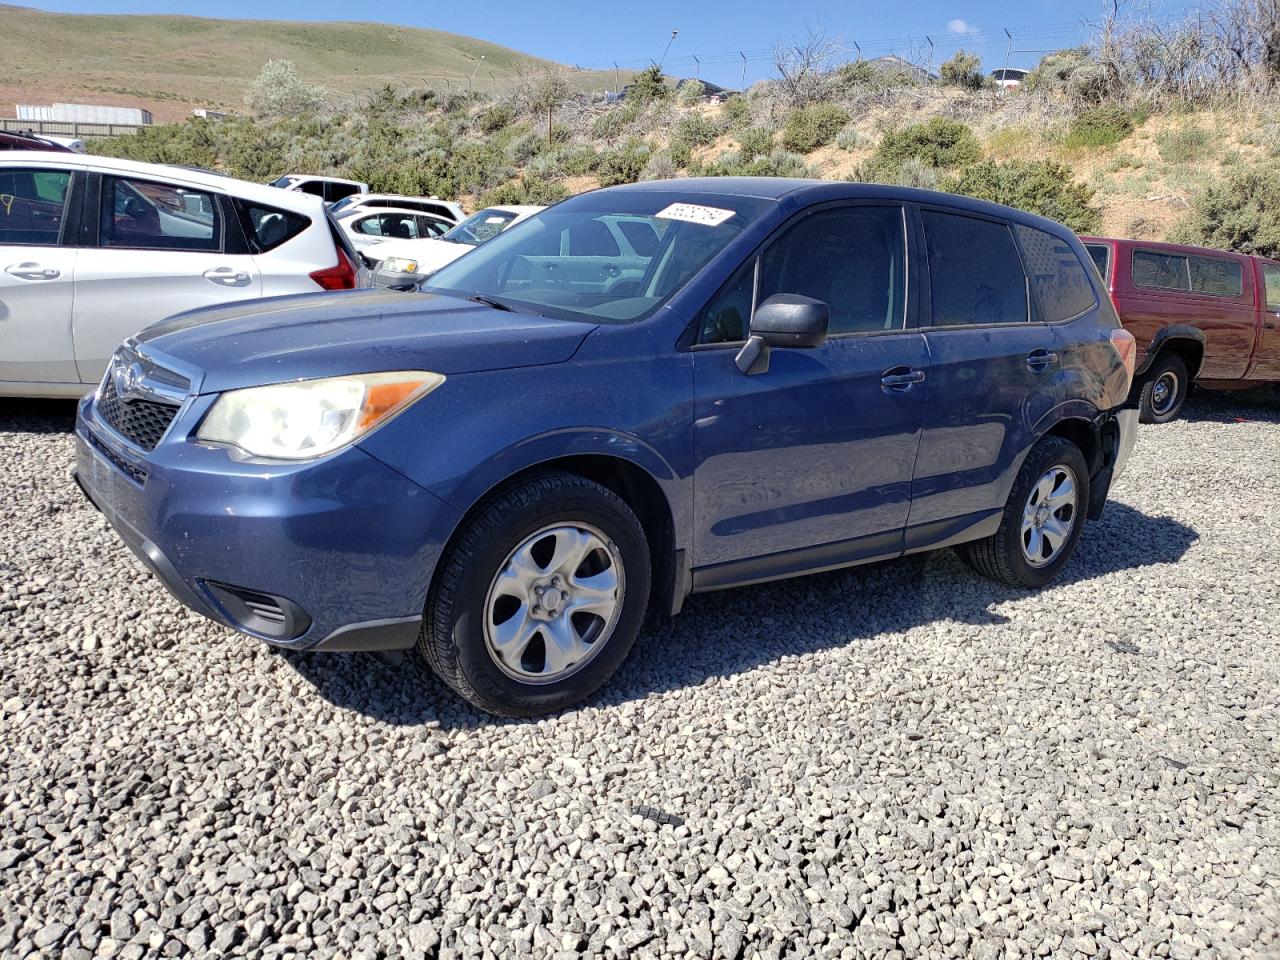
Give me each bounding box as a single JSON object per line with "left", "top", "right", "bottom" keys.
{"left": 135, "top": 288, "right": 595, "bottom": 394}
{"left": 365, "top": 237, "right": 471, "bottom": 270}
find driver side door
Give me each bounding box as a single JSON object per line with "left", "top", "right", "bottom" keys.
{"left": 689, "top": 203, "right": 930, "bottom": 583}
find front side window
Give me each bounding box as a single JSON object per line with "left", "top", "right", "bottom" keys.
{"left": 417, "top": 216, "right": 449, "bottom": 238}
{"left": 757, "top": 205, "right": 906, "bottom": 335}
{"left": 102, "top": 177, "right": 218, "bottom": 251}
{"left": 1085, "top": 243, "right": 1111, "bottom": 282}
{"left": 922, "top": 210, "right": 1029, "bottom": 326}
{"left": 0, "top": 167, "right": 71, "bottom": 245}
{"left": 445, "top": 208, "right": 520, "bottom": 246}
{"left": 425, "top": 192, "right": 771, "bottom": 325}
{"left": 1132, "top": 250, "right": 1190, "bottom": 291}
{"left": 699, "top": 258, "right": 756, "bottom": 344}
{"left": 1015, "top": 224, "right": 1097, "bottom": 322}
{"left": 1263, "top": 263, "right": 1280, "bottom": 312}
{"left": 1188, "top": 255, "right": 1244, "bottom": 297}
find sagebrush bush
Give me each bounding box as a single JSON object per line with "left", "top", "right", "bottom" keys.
{"left": 780, "top": 103, "right": 850, "bottom": 152}
{"left": 670, "top": 112, "right": 722, "bottom": 152}
{"left": 1157, "top": 125, "right": 1212, "bottom": 164}
{"left": 1023, "top": 47, "right": 1111, "bottom": 103}
{"left": 736, "top": 127, "right": 775, "bottom": 160}
{"left": 597, "top": 138, "right": 652, "bottom": 186}
{"left": 721, "top": 95, "right": 751, "bottom": 128}
{"left": 479, "top": 173, "right": 569, "bottom": 208}
{"left": 1170, "top": 161, "right": 1280, "bottom": 258}
{"left": 642, "top": 151, "right": 679, "bottom": 180}
{"left": 940, "top": 50, "right": 986, "bottom": 90}
{"left": 628, "top": 66, "right": 670, "bottom": 104}
{"left": 943, "top": 159, "right": 1101, "bottom": 233}
{"left": 1065, "top": 105, "right": 1135, "bottom": 148}
{"left": 694, "top": 147, "right": 810, "bottom": 179}
{"left": 476, "top": 104, "right": 515, "bottom": 133}
{"left": 835, "top": 126, "right": 869, "bottom": 151}
{"left": 865, "top": 118, "right": 981, "bottom": 181}
{"left": 676, "top": 80, "right": 706, "bottom": 104}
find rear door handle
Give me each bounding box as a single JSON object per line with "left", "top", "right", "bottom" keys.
{"left": 5, "top": 262, "right": 60, "bottom": 281}
{"left": 881, "top": 366, "right": 926, "bottom": 391}
{"left": 203, "top": 266, "right": 252, "bottom": 287}
{"left": 1026, "top": 348, "right": 1059, "bottom": 371}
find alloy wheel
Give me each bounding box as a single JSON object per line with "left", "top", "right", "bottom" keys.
{"left": 1020, "top": 465, "right": 1079, "bottom": 568}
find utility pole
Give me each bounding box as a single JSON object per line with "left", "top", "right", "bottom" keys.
{"left": 660, "top": 29, "right": 678, "bottom": 69}
{"left": 739, "top": 50, "right": 747, "bottom": 91}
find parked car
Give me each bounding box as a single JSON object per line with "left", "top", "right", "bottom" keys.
{"left": 329, "top": 193, "right": 465, "bottom": 225}
{"left": 39, "top": 134, "right": 87, "bottom": 153}
{"left": 336, "top": 206, "right": 453, "bottom": 251}
{"left": 1, "top": 152, "right": 365, "bottom": 398}
{"left": 368, "top": 205, "right": 545, "bottom": 288}
{"left": 74, "top": 179, "right": 1137, "bottom": 717}
{"left": 990, "top": 68, "right": 1030, "bottom": 90}
{"left": 1082, "top": 236, "right": 1280, "bottom": 422}
{"left": 268, "top": 174, "right": 369, "bottom": 206}
{"left": 0, "top": 130, "right": 75, "bottom": 152}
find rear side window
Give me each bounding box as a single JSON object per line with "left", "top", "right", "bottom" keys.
{"left": 1085, "top": 243, "right": 1111, "bottom": 281}
{"left": 102, "top": 176, "right": 219, "bottom": 252}
{"left": 234, "top": 199, "right": 310, "bottom": 253}
{"left": 1263, "top": 263, "right": 1280, "bottom": 311}
{"left": 922, "top": 210, "right": 1029, "bottom": 326}
{"left": 1014, "top": 224, "right": 1097, "bottom": 322}
{"left": 324, "top": 181, "right": 361, "bottom": 204}
{"left": 1133, "top": 250, "right": 1190, "bottom": 291}
{"left": 0, "top": 167, "right": 71, "bottom": 245}
{"left": 1189, "top": 255, "right": 1243, "bottom": 297}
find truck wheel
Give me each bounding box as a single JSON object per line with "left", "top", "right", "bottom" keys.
{"left": 1138, "top": 353, "right": 1188, "bottom": 424}
{"left": 420, "top": 472, "right": 650, "bottom": 718}
{"left": 956, "top": 436, "right": 1090, "bottom": 589}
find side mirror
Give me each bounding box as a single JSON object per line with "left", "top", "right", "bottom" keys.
{"left": 735, "top": 294, "right": 830, "bottom": 375}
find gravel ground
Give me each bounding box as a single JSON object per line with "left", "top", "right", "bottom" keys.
{"left": 1, "top": 390, "right": 1278, "bottom": 960}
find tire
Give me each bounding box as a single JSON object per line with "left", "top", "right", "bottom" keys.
{"left": 419, "top": 472, "right": 651, "bottom": 717}
{"left": 956, "top": 436, "right": 1090, "bottom": 589}
{"left": 1138, "top": 353, "right": 1189, "bottom": 424}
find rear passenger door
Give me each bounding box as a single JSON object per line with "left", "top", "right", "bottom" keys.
{"left": 906, "top": 207, "right": 1062, "bottom": 539}
{"left": 72, "top": 173, "right": 262, "bottom": 383}
{"left": 0, "top": 164, "right": 81, "bottom": 386}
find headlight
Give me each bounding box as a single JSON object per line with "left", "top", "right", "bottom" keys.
{"left": 197, "top": 371, "right": 444, "bottom": 460}
{"left": 381, "top": 256, "right": 420, "bottom": 275}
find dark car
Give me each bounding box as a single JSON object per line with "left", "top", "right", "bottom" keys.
{"left": 0, "top": 131, "right": 75, "bottom": 152}
{"left": 1083, "top": 235, "right": 1280, "bottom": 422}
{"left": 74, "top": 179, "right": 1138, "bottom": 716}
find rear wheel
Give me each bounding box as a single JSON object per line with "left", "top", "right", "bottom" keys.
{"left": 1138, "top": 353, "right": 1188, "bottom": 424}
{"left": 420, "top": 472, "right": 650, "bottom": 717}
{"left": 956, "top": 436, "right": 1090, "bottom": 589}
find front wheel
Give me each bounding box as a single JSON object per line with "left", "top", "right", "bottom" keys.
{"left": 420, "top": 473, "right": 651, "bottom": 717}
{"left": 956, "top": 436, "right": 1090, "bottom": 589}
{"left": 1138, "top": 353, "right": 1188, "bottom": 424}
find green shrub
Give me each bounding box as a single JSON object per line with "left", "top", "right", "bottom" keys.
{"left": 480, "top": 174, "right": 569, "bottom": 208}
{"left": 852, "top": 156, "right": 940, "bottom": 190}
{"left": 591, "top": 104, "right": 640, "bottom": 140}
{"left": 597, "top": 138, "right": 652, "bottom": 186}
{"left": 694, "top": 147, "right": 810, "bottom": 179}
{"left": 476, "top": 104, "right": 515, "bottom": 133}
{"left": 834, "top": 60, "right": 878, "bottom": 91}
{"left": 736, "top": 127, "right": 774, "bottom": 160}
{"left": 866, "top": 118, "right": 981, "bottom": 179}
{"left": 676, "top": 80, "right": 706, "bottom": 104}
{"left": 1064, "top": 105, "right": 1135, "bottom": 148}
{"left": 642, "top": 151, "right": 679, "bottom": 180}
{"left": 1169, "top": 161, "right": 1280, "bottom": 258}
{"left": 670, "top": 112, "right": 722, "bottom": 152}
{"left": 721, "top": 95, "right": 751, "bottom": 128}
{"left": 1022, "top": 47, "right": 1111, "bottom": 103}
{"left": 835, "top": 126, "right": 869, "bottom": 151}
{"left": 628, "top": 65, "right": 670, "bottom": 104}
{"left": 942, "top": 159, "right": 1101, "bottom": 233}
{"left": 940, "top": 50, "right": 986, "bottom": 90}
{"left": 1156, "top": 125, "right": 1212, "bottom": 165}
{"left": 780, "top": 103, "right": 850, "bottom": 153}
{"left": 669, "top": 140, "right": 693, "bottom": 169}
{"left": 559, "top": 144, "right": 601, "bottom": 175}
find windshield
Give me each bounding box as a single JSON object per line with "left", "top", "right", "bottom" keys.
{"left": 445, "top": 208, "right": 521, "bottom": 246}
{"left": 329, "top": 195, "right": 363, "bottom": 214}
{"left": 424, "top": 192, "right": 772, "bottom": 324}
{"left": 268, "top": 175, "right": 298, "bottom": 188}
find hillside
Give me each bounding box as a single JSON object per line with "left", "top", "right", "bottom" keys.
{"left": 0, "top": 4, "right": 621, "bottom": 122}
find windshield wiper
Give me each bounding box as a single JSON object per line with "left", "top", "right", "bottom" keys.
{"left": 466, "top": 294, "right": 516, "bottom": 313}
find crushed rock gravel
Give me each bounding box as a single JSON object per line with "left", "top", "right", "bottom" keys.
{"left": 1, "top": 390, "right": 1277, "bottom": 959}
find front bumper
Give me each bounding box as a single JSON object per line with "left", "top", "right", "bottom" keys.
{"left": 74, "top": 393, "right": 462, "bottom": 651}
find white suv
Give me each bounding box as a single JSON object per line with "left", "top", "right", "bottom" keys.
{"left": 329, "top": 193, "right": 465, "bottom": 224}
{"left": 1, "top": 152, "right": 364, "bottom": 398}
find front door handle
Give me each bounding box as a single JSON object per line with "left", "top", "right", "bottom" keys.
{"left": 203, "top": 266, "right": 252, "bottom": 287}
{"left": 881, "top": 366, "right": 926, "bottom": 391}
{"left": 1026, "top": 348, "right": 1059, "bottom": 371}
{"left": 5, "top": 262, "right": 60, "bottom": 281}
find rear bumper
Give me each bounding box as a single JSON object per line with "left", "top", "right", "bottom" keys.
{"left": 74, "top": 393, "right": 461, "bottom": 652}
{"left": 1111, "top": 407, "right": 1139, "bottom": 483}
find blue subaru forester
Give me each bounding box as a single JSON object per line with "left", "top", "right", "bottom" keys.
{"left": 75, "top": 179, "right": 1138, "bottom": 716}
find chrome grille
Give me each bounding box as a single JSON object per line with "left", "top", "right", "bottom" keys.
{"left": 95, "top": 349, "right": 189, "bottom": 452}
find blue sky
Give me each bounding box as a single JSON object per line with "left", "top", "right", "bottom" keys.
{"left": 19, "top": 0, "right": 1201, "bottom": 88}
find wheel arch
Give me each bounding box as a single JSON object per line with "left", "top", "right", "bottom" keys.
{"left": 1136, "top": 326, "right": 1206, "bottom": 381}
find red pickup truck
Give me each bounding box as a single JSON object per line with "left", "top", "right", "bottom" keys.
{"left": 1081, "top": 236, "right": 1280, "bottom": 422}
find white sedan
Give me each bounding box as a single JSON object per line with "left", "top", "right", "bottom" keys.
{"left": 336, "top": 206, "right": 454, "bottom": 252}
{"left": 366, "top": 205, "right": 545, "bottom": 288}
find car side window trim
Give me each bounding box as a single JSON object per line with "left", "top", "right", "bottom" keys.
{"left": 690, "top": 200, "right": 913, "bottom": 349}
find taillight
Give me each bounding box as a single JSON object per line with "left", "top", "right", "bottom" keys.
{"left": 309, "top": 249, "right": 357, "bottom": 290}
{"left": 1109, "top": 328, "right": 1137, "bottom": 386}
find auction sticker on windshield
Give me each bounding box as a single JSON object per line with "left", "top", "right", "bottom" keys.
{"left": 655, "top": 203, "right": 736, "bottom": 227}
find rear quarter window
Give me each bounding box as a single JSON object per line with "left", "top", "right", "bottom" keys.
{"left": 1014, "top": 224, "right": 1097, "bottom": 322}
{"left": 234, "top": 199, "right": 311, "bottom": 253}
{"left": 1189, "top": 255, "right": 1243, "bottom": 297}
